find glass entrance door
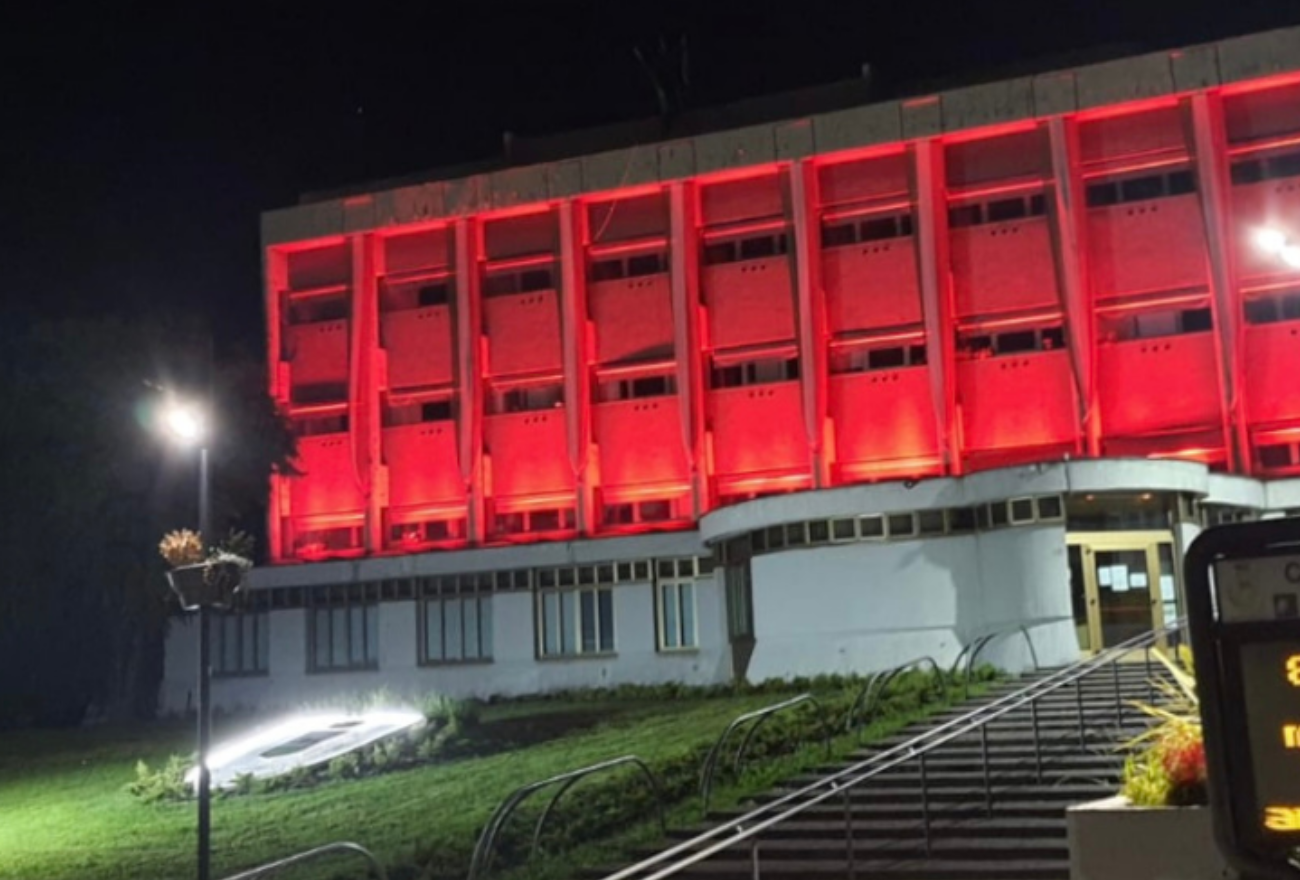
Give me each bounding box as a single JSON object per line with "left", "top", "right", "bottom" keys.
{"left": 1067, "top": 532, "right": 1179, "bottom": 652}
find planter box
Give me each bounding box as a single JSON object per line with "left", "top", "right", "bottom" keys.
{"left": 165, "top": 561, "right": 246, "bottom": 610}
{"left": 1068, "top": 795, "right": 1235, "bottom": 880}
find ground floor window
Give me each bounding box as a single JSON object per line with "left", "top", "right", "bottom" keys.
{"left": 310, "top": 602, "right": 379, "bottom": 672}
{"left": 657, "top": 580, "right": 697, "bottom": 650}
{"left": 213, "top": 610, "right": 269, "bottom": 677}
{"left": 421, "top": 595, "right": 493, "bottom": 664}
{"left": 538, "top": 587, "right": 614, "bottom": 657}
{"left": 724, "top": 562, "right": 753, "bottom": 639}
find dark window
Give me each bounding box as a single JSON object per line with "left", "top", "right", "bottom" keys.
{"left": 860, "top": 216, "right": 902, "bottom": 241}
{"left": 295, "top": 414, "right": 349, "bottom": 437}
{"left": 531, "top": 510, "right": 562, "bottom": 532}
{"left": 947, "top": 507, "right": 976, "bottom": 532}
{"left": 418, "top": 283, "right": 450, "bottom": 307}
{"left": 1029, "top": 194, "right": 1048, "bottom": 216}
{"left": 711, "top": 358, "right": 798, "bottom": 388}
{"left": 949, "top": 204, "right": 982, "bottom": 228}
{"left": 1181, "top": 307, "right": 1213, "bottom": 333}
{"left": 421, "top": 400, "right": 453, "bottom": 421}
{"left": 603, "top": 504, "right": 634, "bottom": 526}
{"left": 288, "top": 296, "right": 349, "bottom": 324}
{"left": 1037, "top": 496, "right": 1064, "bottom": 519}
{"left": 987, "top": 197, "right": 1028, "bottom": 222}
{"left": 1042, "top": 327, "right": 1066, "bottom": 351}
{"left": 990, "top": 502, "right": 1010, "bottom": 527}
{"left": 1167, "top": 170, "right": 1196, "bottom": 196}
{"left": 640, "top": 500, "right": 673, "bottom": 522}
{"left": 1259, "top": 444, "right": 1294, "bottom": 469}
{"left": 1086, "top": 182, "right": 1120, "bottom": 207}
{"left": 832, "top": 518, "right": 856, "bottom": 540}
{"left": 500, "top": 384, "right": 563, "bottom": 413}
{"left": 898, "top": 214, "right": 915, "bottom": 236}
{"left": 918, "top": 510, "right": 946, "bottom": 535}
{"left": 822, "top": 222, "right": 857, "bottom": 248}
{"left": 909, "top": 345, "right": 928, "bottom": 365}
{"left": 961, "top": 334, "right": 994, "bottom": 356}
{"left": 591, "top": 259, "right": 623, "bottom": 282}
{"left": 1272, "top": 151, "right": 1300, "bottom": 179}
{"left": 859, "top": 515, "right": 885, "bottom": 538}
{"left": 1010, "top": 498, "right": 1036, "bottom": 522}
{"left": 628, "top": 253, "right": 665, "bottom": 276}
{"left": 1244, "top": 298, "right": 1278, "bottom": 324}
{"left": 711, "top": 364, "right": 744, "bottom": 388}
{"left": 888, "top": 513, "right": 917, "bottom": 537}
{"left": 703, "top": 242, "right": 736, "bottom": 265}
{"left": 868, "top": 346, "right": 907, "bottom": 369}
{"left": 520, "top": 269, "right": 554, "bottom": 292}
{"left": 808, "top": 520, "right": 830, "bottom": 543}
{"left": 998, "top": 330, "right": 1038, "bottom": 354}
{"left": 632, "top": 375, "right": 673, "bottom": 398}
{"left": 1232, "top": 160, "right": 1265, "bottom": 185}
{"left": 739, "top": 234, "right": 782, "bottom": 260}
{"left": 293, "top": 382, "right": 348, "bottom": 405}
{"left": 1121, "top": 175, "right": 1164, "bottom": 201}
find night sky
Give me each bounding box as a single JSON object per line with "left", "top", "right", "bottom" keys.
{"left": 5, "top": 0, "right": 1299, "bottom": 357}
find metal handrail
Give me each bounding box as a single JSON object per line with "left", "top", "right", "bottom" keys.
{"left": 844, "top": 655, "right": 946, "bottom": 734}
{"left": 697, "top": 693, "right": 828, "bottom": 817}
{"left": 218, "top": 842, "right": 388, "bottom": 880}
{"left": 468, "top": 754, "right": 665, "bottom": 880}
{"left": 597, "top": 621, "right": 1185, "bottom": 880}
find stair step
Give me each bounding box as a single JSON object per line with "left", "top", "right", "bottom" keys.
{"left": 597, "top": 856, "right": 1069, "bottom": 880}
{"left": 668, "top": 816, "right": 1068, "bottom": 841}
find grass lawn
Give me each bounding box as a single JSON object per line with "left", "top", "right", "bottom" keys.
{"left": 0, "top": 678, "right": 982, "bottom": 880}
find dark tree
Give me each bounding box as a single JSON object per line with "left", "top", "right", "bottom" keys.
{"left": 0, "top": 314, "right": 294, "bottom": 726}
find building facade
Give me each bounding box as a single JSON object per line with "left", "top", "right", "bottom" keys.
{"left": 164, "top": 27, "right": 1300, "bottom": 715}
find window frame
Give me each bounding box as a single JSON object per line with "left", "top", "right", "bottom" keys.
{"left": 212, "top": 609, "right": 270, "bottom": 678}
{"left": 419, "top": 593, "right": 494, "bottom": 666}
{"left": 656, "top": 579, "right": 699, "bottom": 652}
{"left": 308, "top": 597, "right": 380, "bottom": 673}
{"left": 536, "top": 585, "right": 616, "bottom": 659}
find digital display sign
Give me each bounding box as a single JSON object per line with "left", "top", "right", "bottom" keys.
{"left": 1238, "top": 641, "right": 1300, "bottom": 839}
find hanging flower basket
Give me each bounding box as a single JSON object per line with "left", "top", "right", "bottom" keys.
{"left": 165, "top": 559, "right": 247, "bottom": 610}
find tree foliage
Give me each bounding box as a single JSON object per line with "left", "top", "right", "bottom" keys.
{"left": 0, "top": 314, "right": 294, "bottom": 726}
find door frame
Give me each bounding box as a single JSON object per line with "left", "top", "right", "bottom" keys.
{"left": 1067, "top": 530, "right": 1175, "bottom": 651}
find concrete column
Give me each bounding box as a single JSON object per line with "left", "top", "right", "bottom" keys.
{"left": 351, "top": 234, "right": 382, "bottom": 553}
{"left": 1191, "top": 93, "right": 1250, "bottom": 475}
{"left": 455, "top": 218, "right": 485, "bottom": 544}
{"left": 1048, "top": 117, "right": 1099, "bottom": 459}
{"left": 791, "top": 160, "right": 830, "bottom": 488}
{"left": 670, "top": 182, "right": 708, "bottom": 517}
{"left": 559, "top": 200, "right": 593, "bottom": 533}
{"left": 913, "top": 140, "right": 960, "bottom": 475}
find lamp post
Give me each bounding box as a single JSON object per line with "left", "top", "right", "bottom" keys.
{"left": 162, "top": 400, "right": 214, "bottom": 880}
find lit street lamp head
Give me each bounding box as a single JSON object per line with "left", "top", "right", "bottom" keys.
{"left": 162, "top": 403, "right": 206, "bottom": 446}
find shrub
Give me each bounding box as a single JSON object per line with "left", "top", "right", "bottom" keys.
{"left": 1121, "top": 649, "right": 1206, "bottom": 807}
{"left": 128, "top": 755, "right": 191, "bottom": 803}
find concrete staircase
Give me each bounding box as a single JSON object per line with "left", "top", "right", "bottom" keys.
{"left": 606, "top": 662, "right": 1168, "bottom": 880}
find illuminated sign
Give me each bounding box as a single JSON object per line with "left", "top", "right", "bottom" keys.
{"left": 1264, "top": 806, "right": 1300, "bottom": 831}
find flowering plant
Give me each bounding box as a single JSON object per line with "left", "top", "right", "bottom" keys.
{"left": 1120, "top": 646, "right": 1207, "bottom": 807}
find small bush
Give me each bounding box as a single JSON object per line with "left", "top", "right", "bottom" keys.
{"left": 128, "top": 755, "right": 191, "bottom": 803}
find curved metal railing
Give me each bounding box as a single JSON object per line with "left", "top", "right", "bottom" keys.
{"left": 596, "top": 621, "right": 1185, "bottom": 880}
{"left": 218, "top": 842, "right": 388, "bottom": 880}
{"left": 468, "top": 755, "right": 665, "bottom": 880}
{"left": 698, "top": 693, "right": 829, "bottom": 817}
{"left": 950, "top": 623, "right": 1042, "bottom": 695}
{"left": 843, "top": 655, "right": 946, "bottom": 735}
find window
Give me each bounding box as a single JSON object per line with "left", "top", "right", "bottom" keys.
{"left": 600, "top": 497, "right": 680, "bottom": 527}
{"left": 418, "top": 282, "right": 451, "bottom": 307}
{"left": 830, "top": 344, "right": 927, "bottom": 374}
{"left": 1086, "top": 169, "right": 1197, "bottom": 207}
{"left": 710, "top": 357, "right": 800, "bottom": 388}
{"left": 597, "top": 374, "right": 676, "bottom": 403}
{"left": 422, "top": 595, "right": 493, "bottom": 664}
{"left": 294, "top": 414, "right": 348, "bottom": 437}
{"left": 948, "top": 195, "right": 1046, "bottom": 229}
{"left": 385, "top": 398, "right": 454, "bottom": 427}
{"left": 1100, "top": 307, "right": 1213, "bottom": 342}
{"left": 590, "top": 252, "right": 667, "bottom": 282}
{"left": 702, "top": 232, "right": 788, "bottom": 265}
{"left": 1231, "top": 150, "right": 1300, "bottom": 185}
{"left": 292, "top": 524, "right": 363, "bottom": 557}
{"left": 538, "top": 587, "right": 615, "bottom": 657}
{"left": 657, "top": 581, "right": 697, "bottom": 650}
{"left": 213, "top": 610, "right": 269, "bottom": 677}
{"left": 292, "top": 382, "right": 348, "bottom": 405}
{"left": 310, "top": 601, "right": 379, "bottom": 672}
{"left": 483, "top": 266, "right": 555, "bottom": 296}
{"left": 491, "top": 506, "right": 576, "bottom": 536}
{"left": 287, "top": 294, "right": 348, "bottom": 325}
{"left": 493, "top": 384, "right": 564, "bottom": 413}
{"left": 820, "top": 212, "right": 914, "bottom": 248}
{"left": 724, "top": 562, "right": 753, "bottom": 639}
{"left": 957, "top": 326, "right": 1065, "bottom": 358}
{"left": 389, "top": 518, "right": 465, "bottom": 546}
{"left": 1244, "top": 292, "right": 1300, "bottom": 325}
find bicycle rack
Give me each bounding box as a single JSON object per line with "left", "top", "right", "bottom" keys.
{"left": 843, "top": 656, "right": 946, "bottom": 735}
{"left": 467, "top": 754, "right": 665, "bottom": 880}
{"left": 698, "top": 693, "right": 830, "bottom": 817}
{"left": 218, "top": 841, "right": 388, "bottom": 880}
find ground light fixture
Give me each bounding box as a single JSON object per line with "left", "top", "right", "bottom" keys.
{"left": 186, "top": 709, "right": 427, "bottom": 789}
{"left": 157, "top": 395, "right": 216, "bottom": 880}
{"left": 1256, "top": 226, "right": 1300, "bottom": 269}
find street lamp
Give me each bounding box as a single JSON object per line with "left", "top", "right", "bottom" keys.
{"left": 160, "top": 398, "right": 214, "bottom": 880}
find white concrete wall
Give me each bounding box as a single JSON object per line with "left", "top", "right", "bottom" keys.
{"left": 161, "top": 579, "right": 731, "bottom": 716}
{"left": 743, "top": 525, "right": 1074, "bottom": 682}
